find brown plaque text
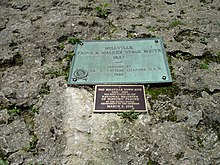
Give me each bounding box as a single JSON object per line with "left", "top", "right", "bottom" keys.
{"left": 94, "top": 85, "right": 147, "bottom": 112}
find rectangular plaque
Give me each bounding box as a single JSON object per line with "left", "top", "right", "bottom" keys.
{"left": 93, "top": 85, "right": 147, "bottom": 112}
{"left": 68, "top": 38, "right": 172, "bottom": 85}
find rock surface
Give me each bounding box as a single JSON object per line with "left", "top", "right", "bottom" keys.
{"left": 0, "top": 0, "right": 220, "bottom": 164}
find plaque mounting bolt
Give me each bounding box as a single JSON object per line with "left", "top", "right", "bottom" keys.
{"left": 162, "top": 76, "right": 166, "bottom": 80}
{"left": 73, "top": 78, "right": 77, "bottom": 82}
{"left": 155, "top": 40, "right": 159, "bottom": 43}
{"left": 79, "top": 42, "right": 83, "bottom": 46}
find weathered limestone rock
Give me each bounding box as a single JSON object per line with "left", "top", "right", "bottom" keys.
{"left": 172, "top": 59, "right": 220, "bottom": 92}
{"left": 63, "top": 87, "right": 116, "bottom": 164}
{"left": 0, "top": 119, "right": 31, "bottom": 155}
{"left": 0, "top": 0, "right": 220, "bottom": 164}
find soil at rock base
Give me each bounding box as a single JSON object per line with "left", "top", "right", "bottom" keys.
{"left": 0, "top": 0, "right": 220, "bottom": 164}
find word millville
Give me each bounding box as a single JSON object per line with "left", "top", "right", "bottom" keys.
{"left": 104, "top": 45, "right": 133, "bottom": 50}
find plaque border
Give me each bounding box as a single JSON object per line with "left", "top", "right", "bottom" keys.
{"left": 93, "top": 85, "right": 148, "bottom": 113}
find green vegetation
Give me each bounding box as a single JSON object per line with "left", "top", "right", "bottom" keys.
{"left": 54, "top": 36, "right": 80, "bottom": 82}
{"left": 200, "top": 38, "right": 208, "bottom": 45}
{"left": 64, "top": 51, "right": 75, "bottom": 81}
{"left": 94, "top": 36, "right": 102, "bottom": 40}
{"left": 168, "top": 50, "right": 220, "bottom": 71}
{"left": 13, "top": 52, "right": 23, "bottom": 65}
{"left": 30, "top": 107, "right": 39, "bottom": 114}
{"left": 58, "top": 43, "right": 65, "bottom": 50}
{"left": 147, "top": 158, "right": 158, "bottom": 165}
{"left": 170, "top": 20, "right": 184, "bottom": 28}
{"left": 167, "top": 111, "right": 177, "bottom": 122}
{"left": 23, "top": 107, "right": 39, "bottom": 156}
{"left": 200, "top": 63, "right": 209, "bottom": 69}
{"left": 64, "top": 68, "right": 70, "bottom": 81}
{"left": 45, "top": 51, "right": 74, "bottom": 81}
{"left": 175, "top": 152, "right": 184, "bottom": 160}
{"left": 148, "top": 26, "right": 157, "bottom": 32}
{"left": 156, "top": 18, "right": 166, "bottom": 23}
{"left": 28, "top": 163, "right": 43, "bottom": 165}
{"left": 7, "top": 106, "right": 21, "bottom": 115}
{"left": 168, "top": 51, "right": 194, "bottom": 61}
{"left": 166, "top": 53, "right": 176, "bottom": 82}
{"left": 0, "top": 159, "right": 9, "bottom": 165}
{"left": 4, "top": 105, "right": 40, "bottom": 160}
{"left": 200, "top": 51, "right": 220, "bottom": 64}
{"left": 66, "top": 51, "right": 74, "bottom": 62}
{"left": 213, "top": 122, "right": 220, "bottom": 141}
{"left": 197, "top": 137, "right": 204, "bottom": 148}
{"left": 95, "top": 3, "right": 111, "bottom": 18}
{"left": 217, "top": 51, "right": 220, "bottom": 63}
{"left": 68, "top": 37, "right": 80, "bottom": 45}
{"left": 39, "top": 82, "right": 50, "bottom": 96}
{"left": 175, "top": 52, "right": 183, "bottom": 59}
{"left": 46, "top": 67, "right": 70, "bottom": 81}
{"left": 127, "top": 31, "right": 134, "bottom": 38}
{"left": 200, "top": 0, "right": 206, "bottom": 3}
{"left": 138, "top": 14, "right": 144, "bottom": 19}
{"left": 145, "top": 85, "right": 179, "bottom": 100}
{"left": 7, "top": 105, "right": 39, "bottom": 117}
{"left": 117, "top": 110, "right": 140, "bottom": 123}
{"left": 28, "top": 134, "right": 38, "bottom": 155}
{"left": 45, "top": 68, "right": 64, "bottom": 79}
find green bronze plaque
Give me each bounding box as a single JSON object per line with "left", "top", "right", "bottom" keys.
{"left": 68, "top": 38, "right": 172, "bottom": 85}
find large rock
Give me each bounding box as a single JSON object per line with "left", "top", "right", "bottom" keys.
{"left": 0, "top": 0, "right": 220, "bottom": 164}
{"left": 63, "top": 87, "right": 116, "bottom": 164}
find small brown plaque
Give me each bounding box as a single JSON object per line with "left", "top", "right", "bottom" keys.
{"left": 93, "top": 85, "right": 147, "bottom": 112}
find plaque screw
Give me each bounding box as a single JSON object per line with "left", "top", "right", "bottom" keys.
{"left": 73, "top": 78, "right": 77, "bottom": 82}
{"left": 79, "top": 42, "right": 83, "bottom": 46}
{"left": 162, "top": 76, "right": 166, "bottom": 80}
{"left": 155, "top": 40, "right": 159, "bottom": 43}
